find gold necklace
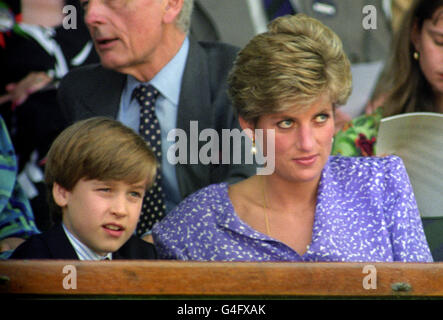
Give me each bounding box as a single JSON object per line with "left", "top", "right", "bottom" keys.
{"left": 262, "top": 176, "right": 271, "bottom": 236}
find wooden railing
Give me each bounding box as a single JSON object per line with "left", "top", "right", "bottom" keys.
{"left": 1, "top": 260, "right": 443, "bottom": 298}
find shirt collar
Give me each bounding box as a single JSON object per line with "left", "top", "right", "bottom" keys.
{"left": 62, "top": 224, "right": 112, "bottom": 261}
{"left": 126, "top": 36, "right": 190, "bottom": 106}
{"left": 215, "top": 183, "right": 270, "bottom": 241}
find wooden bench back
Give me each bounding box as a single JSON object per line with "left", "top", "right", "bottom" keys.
{"left": 1, "top": 261, "right": 442, "bottom": 297}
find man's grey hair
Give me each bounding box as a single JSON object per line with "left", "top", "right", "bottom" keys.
{"left": 176, "top": 0, "right": 194, "bottom": 33}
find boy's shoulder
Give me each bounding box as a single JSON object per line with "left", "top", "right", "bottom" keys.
{"left": 9, "top": 224, "right": 76, "bottom": 259}
{"left": 10, "top": 224, "right": 79, "bottom": 259}
{"left": 8, "top": 233, "right": 49, "bottom": 259}
{"left": 115, "top": 235, "right": 157, "bottom": 259}
{"left": 9, "top": 225, "right": 157, "bottom": 260}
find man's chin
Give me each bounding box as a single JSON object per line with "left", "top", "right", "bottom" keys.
{"left": 98, "top": 54, "right": 127, "bottom": 71}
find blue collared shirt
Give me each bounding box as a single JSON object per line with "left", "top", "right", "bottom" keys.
{"left": 118, "top": 37, "right": 189, "bottom": 214}
{"left": 63, "top": 224, "right": 112, "bottom": 260}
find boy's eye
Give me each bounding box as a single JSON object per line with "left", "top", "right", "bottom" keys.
{"left": 277, "top": 119, "right": 294, "bottom": 129}
{"left": 129, "top": 191, "right": 143, "bottom": 198}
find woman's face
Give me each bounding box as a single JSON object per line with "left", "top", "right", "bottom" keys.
{"left": 248, "top": 95, "right": 335, "bottom": 185}
{"left": 412, "top": 7, "right": 443, "bottom": 97}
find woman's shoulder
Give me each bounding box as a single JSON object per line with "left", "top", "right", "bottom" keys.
{"left": 327, "top": 155, "right": 406, "bottom": 182}
{"left": 329, "top": 154, "right": 403, "bottom": 168}
{"left": 178, "top": 182, "right": 230, "bottom": 207}
{"left": 153, "top": 183, "right": 230, "bottom": 229}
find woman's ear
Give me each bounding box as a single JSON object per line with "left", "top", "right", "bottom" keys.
{"left": 238, "top": 116, "right": 256, "bottom": 140}
{"left": 238, "top": 116, "right": 255, "bottom": 131}
{"left": 410, "top": 20, "right": 422, "bottom": 53}
{"left": 52, "top": 182, "right": 69, "bottom": 207}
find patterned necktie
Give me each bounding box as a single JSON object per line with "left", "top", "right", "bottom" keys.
{"left": 132, "top": 84, "right": 166, "bottom": 236}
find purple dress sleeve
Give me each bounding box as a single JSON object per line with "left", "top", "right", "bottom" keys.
{"left": 382, "top": 156, "right": 433, "bottom": 262}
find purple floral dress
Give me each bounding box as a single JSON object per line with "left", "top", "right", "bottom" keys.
{"left": 153, "top": 156, "right": 433, "bottom": 262}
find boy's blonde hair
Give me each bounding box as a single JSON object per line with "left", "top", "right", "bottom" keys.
{"left": 228, "top": 14, "right": 352, "bottom": 122}
{"left": 45, "top": 117, "right": 157, "bottom": 221}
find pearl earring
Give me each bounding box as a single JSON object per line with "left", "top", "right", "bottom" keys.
{"left": 413, "top": 51, "right": 420, "bottom": 60}
{"left": 251, "top": 136, "right": 257, "bottom": 155}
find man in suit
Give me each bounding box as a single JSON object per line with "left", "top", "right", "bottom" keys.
{"left": 57, "top": 0, "right": 255, "bottom": 237}
{"left": 10, "top": 117, "right": 158, "bottom": 260}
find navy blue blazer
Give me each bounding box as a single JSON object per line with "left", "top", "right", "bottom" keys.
{"left": 9, "top": 223, "right": 157, "bottom": 259}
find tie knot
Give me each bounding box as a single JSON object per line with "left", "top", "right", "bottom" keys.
{"left": 133, "top": 84, "right": 159, "bottom": 106}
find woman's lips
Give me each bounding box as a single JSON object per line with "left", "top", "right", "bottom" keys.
{"left": 293, "top": 154, "right": 318, "bottom": 166}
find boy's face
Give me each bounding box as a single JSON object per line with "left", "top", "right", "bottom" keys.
{"left": 53, "top": 178, "right": 147, "bottom": 256}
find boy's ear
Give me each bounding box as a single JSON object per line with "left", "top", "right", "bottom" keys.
{"left": 52, "top": 182, "right": 69, "bottom": 207}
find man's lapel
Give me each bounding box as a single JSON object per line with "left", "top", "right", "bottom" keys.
{"left": 176, "top": 38, "right": 213, "bottom": 135}
{"left": 175, "top": 38, "right": 213, "bottom": 197}
{"left": 81, "top": 66, "right": 127, "bottom": 118}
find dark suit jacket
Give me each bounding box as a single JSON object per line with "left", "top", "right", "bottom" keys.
{"left": 57, "top": 37, "right": 256, "bottom": 200}
{"left": 9, "top": 223, "right": 157, "bottom": 259}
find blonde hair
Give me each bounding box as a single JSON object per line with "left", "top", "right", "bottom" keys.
{"left": 45, "top": 117, "right": 157, "bottom": 220}
{"left": 228, "top": 14, "right": 352, "bottom": 122}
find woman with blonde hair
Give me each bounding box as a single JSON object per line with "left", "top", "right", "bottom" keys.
{"left": 153, "top": 14, "right": 432, "bottom": 262}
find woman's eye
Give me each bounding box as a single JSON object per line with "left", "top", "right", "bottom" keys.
{"left": 314, "top": 114, "right": 330, "bottom": 123}
{"left": 277, "top": 120, "right": 294, "bottom": 129}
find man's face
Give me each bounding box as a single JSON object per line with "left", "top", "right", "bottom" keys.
{"left": 80, "top": 0, "right": 169, "bottom": 74}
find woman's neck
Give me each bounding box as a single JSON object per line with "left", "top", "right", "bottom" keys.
{"left": 262, "top": 174, "right": 320, "bottom": 216}
{"left": 21, "top": 0, "right": 64, "bottom": 27}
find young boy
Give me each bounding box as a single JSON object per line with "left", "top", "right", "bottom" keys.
{"left": 10, "top": 117, "right": 157, "bottom": 259}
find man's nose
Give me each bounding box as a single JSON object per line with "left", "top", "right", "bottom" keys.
{"left": 84, "top": 0, "right": 106, "bottom": 27}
